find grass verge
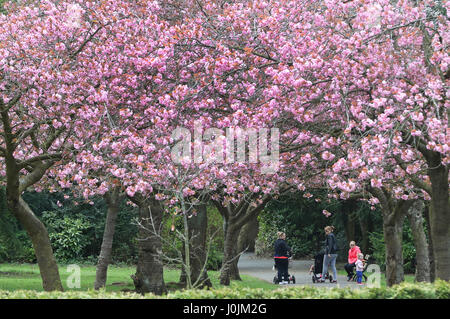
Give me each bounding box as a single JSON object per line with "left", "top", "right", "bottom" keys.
{"left": 0, "top": 263, "right": 277, "bottom": 292}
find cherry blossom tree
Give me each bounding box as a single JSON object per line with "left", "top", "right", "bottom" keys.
{"left": 319, "top": 0, "right": 449, "bottom": 282}
{"left": 0, "top": 0, "right": 121, "bottom": 291}
{"left": 257, "top": 0, "right": 449, "bottom": 284}
{"left": 3, "top": 0, "right": 447, "bottom": 293}
{"left": 0, "top": 0, "right": 171, "bottom": 291}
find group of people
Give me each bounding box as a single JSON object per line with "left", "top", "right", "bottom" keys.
{"left": 345, "top": 240, "right": 366, "bottom": 284}
{"left": 274, "top": 226, "right": 366, "bottom": 285}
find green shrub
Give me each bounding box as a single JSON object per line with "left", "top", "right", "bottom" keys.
{"left": 435, "top": 279, "right": 450, "bottom": 299}
{"left": 0, "top": 280, "right": 448, "bottom": 299}
{"left": 0, "top": 188, "right": 36, "bottom": 263}
{"left": 206, "top": 241, "right": 224, "bottom": 271}
{"left": 21, "top": 190, "right": 139, "bottom": 264}
{"left": 402, "top": 225, "right": 417, "bottom": 274}
{"left": 41, "top": 211, "right": 91, "bottom": 263}
{"left": 162, "top": 280, "right": 450, "bottom": 299}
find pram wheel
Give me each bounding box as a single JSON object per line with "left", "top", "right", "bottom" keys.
{"left": 291, "top": 276, "right": 296, "bottom": 284}
{"left": 329, "top": 275, "right": 333, "bottom": 283}
{"left": 273, "top": 276, "right": 279, "bottom": 284}
{"left": 312, "top": 275, "right": 316, "bottom": 283}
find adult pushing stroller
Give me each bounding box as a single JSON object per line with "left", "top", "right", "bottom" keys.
{"left": 273, "top": 232, "right": 296, "bottom": 284}
{"left": 272, "top": 254, "right": 296, "bottom": 284}
{"left": 309, "top": 252, "right": 333, "bottom": 283}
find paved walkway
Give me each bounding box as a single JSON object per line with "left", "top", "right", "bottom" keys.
{"left": 238, "top": 252, "right": 362, "bottom": 289}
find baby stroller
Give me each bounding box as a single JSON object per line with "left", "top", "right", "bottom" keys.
{"left": 309, "top": 252, "right": 333, "bottom": 283}
{"left": 272, "top": 254, "right": 296, "bottom": 284}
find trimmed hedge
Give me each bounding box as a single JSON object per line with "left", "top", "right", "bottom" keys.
{"left": 0, "top": 280, "right": 449, "bottom": 299}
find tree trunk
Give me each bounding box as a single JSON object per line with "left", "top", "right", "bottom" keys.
{"left": 358, "top": 213, "right": 370, "bottom": 254}
{"left": 342, "top": 199, "right": 358, "bottom": 245}
{"left": 383, "top": 200, "right": 415, "bottom": 286}
{"left": 179, "top": 204, "right": 211, "bottom": 288}
{"left": 2, "top": 116, "right": 63, "bottom": 292}
{"left": 233, "top": 215, "right": 260, "bottom": 280}
{"left": 370, "top": 187, "right": 412, "bottom": 287}
{"left": 424, "top": 204, "right": 436, "bottom": 282}
{"left": 229, "top": 237, "right": 241, "bottom": 281}
{"left": 383, "top": 214, "right": 404, "bottom": 287}
{"left": 220, "top": 222, "right": 241, "bottom": 285}
{"left": 427, "top": 158, "right": 450, "bottom": 281}
{"left": 237, "top": 214, "right": 259, "bottom": 253}
{"left": 9, "top": 197, "right": 63, "bottom": 291}
{"left": 407, "top": 200, "right": 430, "bottom": 282}
{"left": 416, "top": 18, "right": 450, "bottom": 281}
{"left": 94, "top": 188, "right": 121, "bottom": 290}
{"left": 132, "top": 198, "right": 166, "bottom": 295}
{"left": 213, "top": 193, "right": 273, "bottom": 286}
{"left": 345, "top": 217, "right": 356, "bottom": 247}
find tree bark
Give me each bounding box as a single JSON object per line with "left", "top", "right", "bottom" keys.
{"left": 10, "top": 197, "right": 63, "bottom": 291}
{"left": 342, "top": 199, "right": 358, "bottom": 245}
{"left": 179, "top": 204, "right": 211, "bottom": 288}
{"left": 417, "top": 11, "right": 450, "bottom": 279}
{"left": 219, "top": 202, "right": 256, "bottom": 285}
{"left": 2, "top": 108, "right": 63, "bottom": 291}
{"left": 358, "top": 213, "right": 370, "bottom": 254}
{"left": 383, "top": 212, "right": 405, "bottom": 287}
{"left": 406, "top": 200, "right": 430, "bottom": 282}
{"left": 220, "top": 221, "right": 241, "bottom": 285}
{"left": 215, "top": 198, "right": 271, "bottom": 285}
{"left": 401, "top": 123, "right": 449, "bottom": 281}
{"left": 212, "top": 189, "right": 285, "bottom": 285}
{"left": 424, "top": 204, "right": 436, "bottom": 282}
{"left": 229, "top": 232, "right": 241, "bottom": 281}
{"left": 131, "top": 197, "right": 166, "bottom": 295}
{"left": 426, "top": 156, "right": 450, "bottom": 281}
{"left": 237, "top": 214, "right": 259, "bottom": 253}
{"left": 369, "top": 188, "right": 412, "bottom": 286}
{"left": 94, "top": 187, "right": 121, "bottom": 290}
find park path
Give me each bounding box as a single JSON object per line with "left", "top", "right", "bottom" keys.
{"left": 238, "top": 252, "right": 362, "bottom": 289}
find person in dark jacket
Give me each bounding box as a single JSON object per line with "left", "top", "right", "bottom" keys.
{"left": 319, "top": 226, "right": 338, "bottom": 283}
{"left": 274, "top": 231, "right": 291, "bottom": 284}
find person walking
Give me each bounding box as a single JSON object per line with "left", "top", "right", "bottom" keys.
{"left": 319, "top": 226, "right": 338, "bottom": 283}
{"left": 274, "top": 231, "right": 291, "bottom": 285}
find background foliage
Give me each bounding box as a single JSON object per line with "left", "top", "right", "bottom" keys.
{"left": 0, "top": 187, "right": 427, "bottom": 274}
{"left": 0, "top": 280, "right": 448, "bottom": 299}
{"left": 0, "top": 188, "right": 138, "bottom": 264}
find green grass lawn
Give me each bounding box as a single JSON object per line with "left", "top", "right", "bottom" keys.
{"left": 336, "top": 268, "right": 416, "bottom": 287}
{"left": 0, "top": 263, "right": 420, "bottom": 293}
{"left": 0, "top": 263, "right": 277, "bottom": 292}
